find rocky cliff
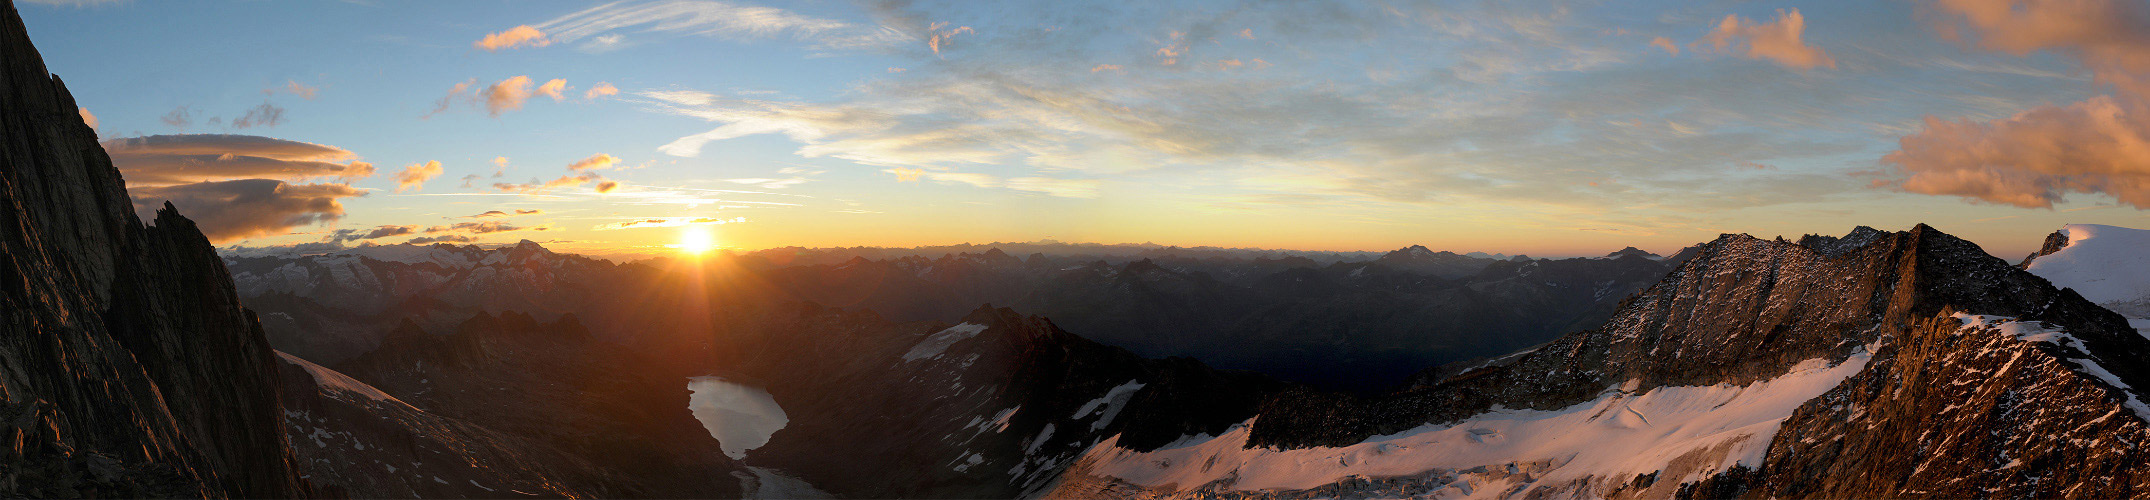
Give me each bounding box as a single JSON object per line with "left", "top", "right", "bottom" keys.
{"left": 0, "top": 0, "right": 304, "bottom": 496}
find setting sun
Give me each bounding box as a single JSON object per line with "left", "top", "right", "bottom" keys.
{"left": 675, "top": 226, "right": 717, "bottom": 254}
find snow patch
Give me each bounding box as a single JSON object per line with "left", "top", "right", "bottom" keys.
{"left": 1070, "top": 381, "right": 1146, "bottom": 431}
{"left": 1076, "top": 348, "right": 1875, "bottom": 493}
{"left": 686, "top": 377, "right": 789, "bottom": 460}
{"left": 275, "top": 351, "right": 403, "bottom": 403}
{"left": 902, "top": 323, "right": 989, "bottom": 362}
{"left": 1026, "top": 424, "right": 1057, "bottom": 455}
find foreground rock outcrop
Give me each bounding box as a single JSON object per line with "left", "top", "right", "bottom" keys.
{"left": 0, "top": 0, "right": 304, "bottom": 496}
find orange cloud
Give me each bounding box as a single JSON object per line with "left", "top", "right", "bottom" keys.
{"left": 482, "top": 76, "right": 536, "bottom": 116}
{"left": 1886, "top": 96, "right": 2150, "bottom": 208}
{"left": 1650, "top": 36, "right": 1680, "bottom": 55}
{"left": 1930, "top": 0, "right": 2150, "bottom": 95}
{"left": 1693, "top": 9, "right": 1835, "bottom": 70}
{"left": 585, "top": 82, "right": 619, "bottom": 99}
{"left": 78, "top": 107, "right": 96, "bottom": 130}
{"left": 475, "top": 25, "right": 550, "bottom": 51}
{"left": 103, "top": 134, "right": 375, "bottom": 243}
{"left": 394, "top": 160, "right": 443, "bottom": 192}
{"left": 567, "top": 153, "right": 620, "bottom": 171}
{"left": 131, "top": 180, "right": 365, "bottom": 243}
{"left": 1884, "top": 0, "right": 2150, "bottom": 208}
{"left": 538, "top": 78, "right": 570, "bottom": 102}
{"left": 103, "top": 134, "right": 374, "bottom": 186}
{"left": 888, "top": 167, "right": 925, "bottom": 182}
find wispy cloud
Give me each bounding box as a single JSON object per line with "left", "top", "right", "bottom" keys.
{"left": 530, "top": 0, "right": 908, "bottom": 52}
{"left": 592, "top": 216, "right": 746, "bottom": 231}
{"left": 429, "top": 76, "right": 577, "bottom": 117}
{"left": 567, "top": 153, "right": 621, "bottom": 171}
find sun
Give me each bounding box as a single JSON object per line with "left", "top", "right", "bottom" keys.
{"left": 675, "top": 226, "right": 717, "bottom": 255}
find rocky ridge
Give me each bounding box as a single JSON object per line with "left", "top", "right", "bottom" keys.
{"left": 0, "top": 1, "right": 304, "bottom": 495}
{"left": 1039, "top": 225, "right": 2150, "bottom": 498}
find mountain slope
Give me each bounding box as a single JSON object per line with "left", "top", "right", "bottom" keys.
{"left": 1042, "top": 225, "right": 2150, "bottom": 498}
{"left": 711, "top": 303, "right": 1285, "bottom": 498}
{"left": 0, "top": 1, "right": 303, "bottom": 496}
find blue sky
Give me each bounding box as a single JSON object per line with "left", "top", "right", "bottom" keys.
{"left": 18, "top": 0, "right": 2150, "bottom": 258}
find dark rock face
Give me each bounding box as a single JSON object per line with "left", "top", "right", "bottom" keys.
{"left": 276, "top": 352, "right": 598, "bottom": 498}
{"left": 0, "top": 1, "right": 303, "bottom": 496}
{"left": 1724, "top": 314, "right": 2150, "bottom": 498}
{"left": 323, "top": 312, "right": 741, "bottom": 498}
{"left": 2019, "top": 228, "right": 2071, "bottom": 268}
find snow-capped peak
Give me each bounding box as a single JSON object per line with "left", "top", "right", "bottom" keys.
{"left": 2025, "top": 224, "right": 2150, "bottom": 333}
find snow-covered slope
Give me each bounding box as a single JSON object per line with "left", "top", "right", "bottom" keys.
{"left": 1066, "top": 348, "right": 1873, "bottom": 497}
{"left": 2026, "top": 224, "right": 2150, "bottom": 335}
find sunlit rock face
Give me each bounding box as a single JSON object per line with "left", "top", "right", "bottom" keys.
{"left": 688, "top": 376, "right": 790, "bottom": 460}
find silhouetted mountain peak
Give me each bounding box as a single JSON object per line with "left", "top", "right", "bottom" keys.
{"left": 1604, "top": 246, "right": 1659, "bottom": 259}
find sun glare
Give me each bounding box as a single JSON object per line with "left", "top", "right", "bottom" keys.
{"left": 675, "top": 227, "right": 717, "bottom": 255}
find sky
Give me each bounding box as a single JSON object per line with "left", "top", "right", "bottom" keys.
{"left": 17, "top": 0, "right": 2150, "bottom": 259}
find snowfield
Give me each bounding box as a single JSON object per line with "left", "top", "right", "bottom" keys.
{"left": 903, "top": 323, "right": 990, "bottom": 362}
{"left": 1070, "top": 347, "right": 1875, "bottom": 496}
{"left": 2027, "top": 224, "right": 2150, "bottom": 335}
{"left": 277, "top": 351, "right": 404, "bottom": 403}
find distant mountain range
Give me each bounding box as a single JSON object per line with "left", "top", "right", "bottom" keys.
{"left": 225, "top": 236, "right": 1683, "bottom": 392}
